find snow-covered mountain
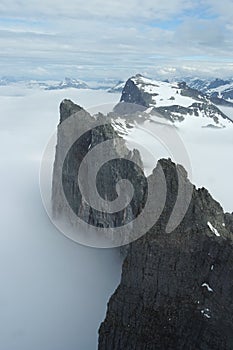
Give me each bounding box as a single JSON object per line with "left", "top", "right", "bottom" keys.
{"left": 45, "top": 77, "right": 89, "bottom": 90}
{"left": 114, "top": 74, "right": 233, "bottom": 130}
{"left": 184, "top": 77, "right": 229, "bottom": 92}
{"left": 108, "top": 80, "right": 126, "bottom": 93}
{"left": 103, "top": 76, "right": 233, "bottom": 213}
{"left": 186, "top": 77, "right": 233, "bottom": 101}
{"left": 0, "top": 76, "right": 90, "bottom": 90}
{"left": 106, "top": 76, "right": 233, "bottom": 107}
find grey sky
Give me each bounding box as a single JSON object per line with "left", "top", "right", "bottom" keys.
{"left": 0, "top": 0, "right": 233, "bottom": 80}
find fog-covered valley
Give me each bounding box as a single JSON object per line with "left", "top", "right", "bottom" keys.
{"left": 0, "top": 86, "right": 122, "bottom": 350}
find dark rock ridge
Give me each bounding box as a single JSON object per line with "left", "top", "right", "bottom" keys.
{"left": 219, "top": 88, "right": 233, "bottom": 100}
{"left": 208, "top": 93, "right": 233, "bottom": 107}
{"left": 120, "top": 76, "right": 151, "bottom": 107}
{"left": 59, "top": 99, "right": 85, "bottom": 123}
{"left": 186, "top": 78, "right": 233, "bottom": 102}
{"left": 154, "top": 102, "right": 230, "bottom": 124}
{"left": 208, "top": 78, "right": 230, "bottom": 90}
{"left": 179, "top": 81, "right": 233, "bottom": 107}
{"left": 52, "top": 99, "right": 147, "bottom": 245}
{"left": 98, "top": 159, "right": 233, "bottom": 350}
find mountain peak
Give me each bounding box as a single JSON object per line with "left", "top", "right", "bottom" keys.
{"left": 118, "top": 75, "right": 232, "bottom": 127}
{"left": 59, "top": 99, "right": 86, "bottom": 123}
{"left": 98, "top": 158, "right": 233, "bottom": 350}
{"left": 46, "top": 78, "right": 89, "bottom": 90}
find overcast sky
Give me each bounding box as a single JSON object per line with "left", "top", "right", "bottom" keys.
{"left": 1, "top": 0, "right": 233, "bottom": 81}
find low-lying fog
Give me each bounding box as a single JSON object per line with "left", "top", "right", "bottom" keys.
{"left": 0, "top": 86, "right": 122, "bottom": 350}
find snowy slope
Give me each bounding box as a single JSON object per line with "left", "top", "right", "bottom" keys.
{"left": 112, "top": 110, "right": 233, "bottom": 212}
{"left": 112, "top": 76, "right": 233, "bottom": 103}
{"left": 111, "top": 75, "right": 233, "bottom": 211}
{"left": 118, "top": 75, "right": 233, "bottom": 128}
{"left": 130, "top": 75, "right": 200, "bottom": 108}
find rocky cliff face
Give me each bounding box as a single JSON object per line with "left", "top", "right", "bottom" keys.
{"left": 98, "top": 159, "right": 233, "bottom": 350}
{"left": 120, "top": 75, "right": 154, "bottom": 107}
{"left": 52, "top": 99, "right": 233, "bottom": 349}
{"left": 52, "top": 99, "right": 147, "bottom": 246}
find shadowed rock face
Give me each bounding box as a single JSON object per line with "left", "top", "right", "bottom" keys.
{"left": 98, "top": 160, "right": 233, "bottom": 350}
{"left": 52, "top": 100, "right": 147, "bottom": 245}
{"left": 59, "top": 99, "right": 85, "bottom": 123}
{"left": 120, "top": 77, "right": 149, "bottom": 107}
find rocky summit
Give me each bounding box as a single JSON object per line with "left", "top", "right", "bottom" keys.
{"left": 98, "top": 159, "right": 233, "bottom": 350}
{"left": 52, "top": 99, "right": 147, "bottom": 246}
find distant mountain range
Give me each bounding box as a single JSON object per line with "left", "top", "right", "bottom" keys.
{"left": 0, "top": 76, "right": 125, "bottom": 91}
{"left": 181, "top": 78, "right": 233, "bottom": 107}
{"left": 107, "top": 80, "right": 125, "bottom": 93}
{"left": 185, "top": 77, "right": 233, "bottom": 100}
{"left": 1, "top": 75, "right": 233, "bottom": 103}
{"left": 45, "top": 77, "right": 90, "bottom": 90}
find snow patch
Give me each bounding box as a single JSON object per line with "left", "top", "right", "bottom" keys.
{"left": 207, "top": 221, "right": 221, "bottom": 237}
{"left": 201, "top": 308, "right": 211, "bottom": 318}
{"left": 202, "top": 283, "right": 214, "bottom": 292}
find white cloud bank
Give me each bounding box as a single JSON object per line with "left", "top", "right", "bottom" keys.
{"left": 0, "top": 87, "right": 122, "bottom": 350}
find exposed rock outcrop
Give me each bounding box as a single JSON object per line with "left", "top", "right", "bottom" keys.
{"left": 52, "top": 100, "right": 147, "bottom": 245}
{"left": 98, "top": 159, "right": 233, "bottom": 350}
{"left": 52, "top": 99, "right": 233, "bottom": 349}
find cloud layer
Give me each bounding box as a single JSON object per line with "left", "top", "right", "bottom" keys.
{"left": 0, "top": 0, "right": 233, "bottom": 80}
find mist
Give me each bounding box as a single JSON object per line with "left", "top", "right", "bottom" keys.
{"left": 0, "top": 86, "right": 122, "bottom": 350}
